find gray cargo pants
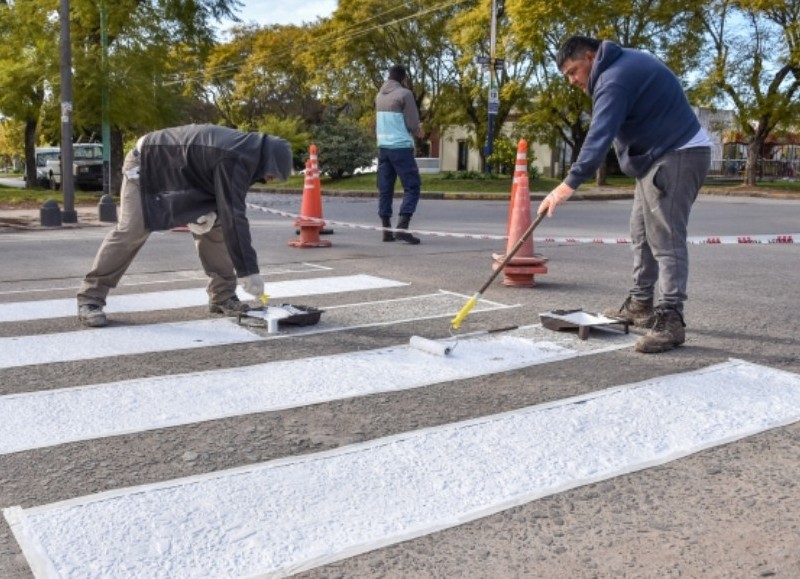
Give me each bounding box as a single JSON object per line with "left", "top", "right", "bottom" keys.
{"left": 628, "top": 147, "right": 711, "bottom": 313}
{"left": 77, "top": 148, "right": 238, "bottom": 308}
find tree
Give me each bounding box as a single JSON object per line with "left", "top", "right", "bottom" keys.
{"left": 507, "top": 0, "right": 707, "bottom": 183}
{"left": 0, "top": 1, "right": 59, "bottom": 187}
{"left": 0, "top": 0, "right": 241, "bottom": 192}
{"left": 696, "top": 0, "right": 800, "bottom": 186}
{"left": 307, "top": 0, "right": 462, "bottom": 142}
{"left": 440, "top": 0, "right": 539, "bottom": 171}
{"left": 205, "top": 24, "right": 323, "bottom": 129}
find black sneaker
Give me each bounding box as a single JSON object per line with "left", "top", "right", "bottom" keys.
{"left": 395, "top": 230, "right": 421, "bottom": 244}
{"left": 78, "top": 304, "right": 108, "bottom": 327}
{"left": 209, "top": 296, "right": 251, "bottom": 315}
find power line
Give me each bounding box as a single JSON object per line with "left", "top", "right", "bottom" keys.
{"left": 162, "top": 0, "right": 471, "bottom": 88}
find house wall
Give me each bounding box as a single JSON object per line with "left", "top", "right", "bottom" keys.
{"left": 439, "top": 125, "right": 552, "bottom": 175}
{"left": 436, "top": 106, "right": 731, "bottom": 178}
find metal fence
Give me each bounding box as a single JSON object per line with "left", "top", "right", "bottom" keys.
{"left": 708, "top": 159, "right": 800, "bottom": 180}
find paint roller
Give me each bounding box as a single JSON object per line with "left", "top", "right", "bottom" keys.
{"left": 408, "top": 212, "right": 547, "bottom": 357}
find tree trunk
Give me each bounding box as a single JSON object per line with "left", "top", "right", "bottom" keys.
{"left": 595, "top": 161, "right": 608, "bottom": 186}
{"left": 24, "top": 119, "right": 37, "bottom": 189}
{"left": 745, "top": 140, "right": 760, "bottom": 187}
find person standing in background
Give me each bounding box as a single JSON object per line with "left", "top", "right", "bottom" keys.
{"left": 375, "top": 64, "right": 424, "bottom": 245}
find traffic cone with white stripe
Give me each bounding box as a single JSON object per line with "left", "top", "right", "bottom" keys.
{"left": 491, "top": 172, "right": 547, "bottom": 286}
{"left": 288, "top": 151, "right": 332, "bottom": 248}
{"left": 506, "top": 139, "right": 528, "bottom": 239}
{"left": 307, "top": 144, "right": 333, "bottom": 235}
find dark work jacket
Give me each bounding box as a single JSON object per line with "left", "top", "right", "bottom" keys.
{"left": 138, "top": 124, "right": 281, "bottom": 277}
{"left": 565, "top": 42, "right": 701, "bottom": 189}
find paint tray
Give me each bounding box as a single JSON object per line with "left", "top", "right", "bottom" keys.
{"left": 237, "top": 304, "right": 323, "bottom": 329}
{"left": 539, "top": 308, "right": 629, "bottom": 340}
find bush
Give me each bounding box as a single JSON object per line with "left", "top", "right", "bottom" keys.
{"left": 311, "top": 117, "right": 375, "bottom": 178}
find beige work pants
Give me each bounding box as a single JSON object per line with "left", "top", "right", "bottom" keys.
{"left": 77, "top": 149, "right": 238, "bottom": 308}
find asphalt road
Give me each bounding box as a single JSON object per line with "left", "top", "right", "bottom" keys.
{"left": 0, "top": 192, "right": 798, "bottom": 577}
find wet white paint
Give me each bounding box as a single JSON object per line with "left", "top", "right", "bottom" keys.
{"left": 6, "top": 360, "right": 799, "bottom": 578}
{"left": 0, "top": 328, "right": 631, "bottom": 455}
{"left": 0, "top": 274, "right": 407, "bottom": 322}
{"left": 0, "top": 319, "right": 260, "bottom": 370}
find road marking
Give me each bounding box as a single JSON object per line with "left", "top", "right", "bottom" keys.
{"left": 0, "top": 319, "right": 260, "bottom": 369}
{"left": 0, "top": 326, "right": 632, "bottom": 454}
{"left": 0, "top": 262, "right": 332, "bottom": 296}
{"left": 0, "top": 274, "right": 407, "bottom": 322}
{"left": 0, "top": 292, "right": 521, "bottom": 370}
{"left": 6, "top": 359, "right": 799, "bottom": 577}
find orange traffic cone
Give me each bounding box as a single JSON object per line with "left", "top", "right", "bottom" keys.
{"left": 307, "top": 144, "right": 333, "bottom": 235}
{"left": 491, "top": 172, "right": 547, "bottom": 286}
{"left": 288, "top": 156, "right": 332, "bottom": 248}
{"left": 506, "top": 139, "right": 528, "bottom": 239}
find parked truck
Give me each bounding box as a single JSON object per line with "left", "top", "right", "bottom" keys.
{"left": 42, "top": 143, "right": 104, "bottom": 191}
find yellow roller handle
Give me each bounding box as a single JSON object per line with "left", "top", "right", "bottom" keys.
{"left": 451, "top": 293, "right": 479, "bottom": 330}
{"left": 260, "top": 294, "right": 269, "bottom": 306}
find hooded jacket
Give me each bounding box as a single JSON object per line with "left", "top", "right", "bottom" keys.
{"left": 375, "top": 80, "right": 420, "bottom": 149}
{"left": 565, "top": 41, "right": 701, "bottom": 189}
{"left": 138, "top": 124, "right": 291, "bottom": 277}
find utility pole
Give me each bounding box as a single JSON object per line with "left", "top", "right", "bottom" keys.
{"left": 484, "top": 0, "right": 501, "bottom": 173}
{"left": 59, "top": 0, "right": 77, "bottom": 223}
{"left": 100, "top": 0, "right": 110, "bottom": 196}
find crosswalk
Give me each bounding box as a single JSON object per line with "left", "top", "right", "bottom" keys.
{"left": 1, "top": 264, "right": 799, "bottom": 578}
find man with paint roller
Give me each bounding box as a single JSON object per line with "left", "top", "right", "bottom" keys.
{"left": 77, "top": 124, "right": 293, "bottom": 328}
{"left": 538, "top": 36, "right": 711, "bottom": 354}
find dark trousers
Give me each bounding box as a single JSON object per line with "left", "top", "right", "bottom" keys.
{"left": 377, "top": 147, "right": 421, "bottom": 218}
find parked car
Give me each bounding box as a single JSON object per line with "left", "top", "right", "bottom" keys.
{"left": 43, "top": 143, "right": 104, "bottom": 191}
{"left": 34, "top": 147, "right": 60, "bottom": 188}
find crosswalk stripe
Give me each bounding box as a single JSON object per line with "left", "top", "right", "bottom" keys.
{"left": 0, "top": 326, "right": 633, "bottom": 455}
{"left": 6, "top": 359, "right": 799, "bottom": 578}
{"left": 0, "top": 292, "right": 517, "bottom": 370}
{"left": 0, "top": 319, "right": 259, "bottom": 369}
{"left": 0, "top": 274, "right": 407, "bottom": 322}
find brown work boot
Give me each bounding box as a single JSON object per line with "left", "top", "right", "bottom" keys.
{"left": 602, "top": 296, "right": 654, "bottom": 328}
{"left": 209, "top": 296, "right": 251, "bottom": 316}
{"left": 634, "top": 308, "right": 686, "bottom": 353}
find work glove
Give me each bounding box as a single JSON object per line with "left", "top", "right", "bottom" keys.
{"left": 537, "top": 183, "right": 575, "bottom": 217}
{"left": 239, "top": 273, "right": 265, "bottom": 299}
{"left": 187, "top": 211, "right": 217, "bottom": 235}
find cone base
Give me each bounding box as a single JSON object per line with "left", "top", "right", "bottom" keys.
{"left": 288, "top": 226, "right": 333, "bottom": 248}
{"left": 491, "top": 254, "right": 548, "bottom": 287}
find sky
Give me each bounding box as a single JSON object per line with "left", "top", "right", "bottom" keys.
{"left": 220, "top": 0, "right": 337, "bottom": 29}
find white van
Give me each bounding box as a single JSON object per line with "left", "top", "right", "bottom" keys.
{"left": 34, "top": 147, "right": 60, "bottom": 187}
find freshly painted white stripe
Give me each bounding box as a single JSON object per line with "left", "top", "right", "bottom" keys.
{"left": 6, "top": 360, "right": 799, "bottom": 578}
{"left": 0, "top": 264, "right": 333, "bottom": 296}
{"left": 0, "top": 274, "right": 407, "bottom": 323}
{"left": 0, "top": 319, "right": 260, "bottom": 370}
{"left": 0, "top": 292, "right": 519, "bottom": 370}
{"left": 0, "top": 326, "right": 632, "bottom": 454}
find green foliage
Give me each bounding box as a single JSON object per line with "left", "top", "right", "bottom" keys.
{"left": 442, "top": 170, "right": 504, "bottom": 180}
{"left": 310, "top": 115, "right": 375, "bottom": 178}
{"left": 255, "top": 115, "right": 312, "bottom": 170}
